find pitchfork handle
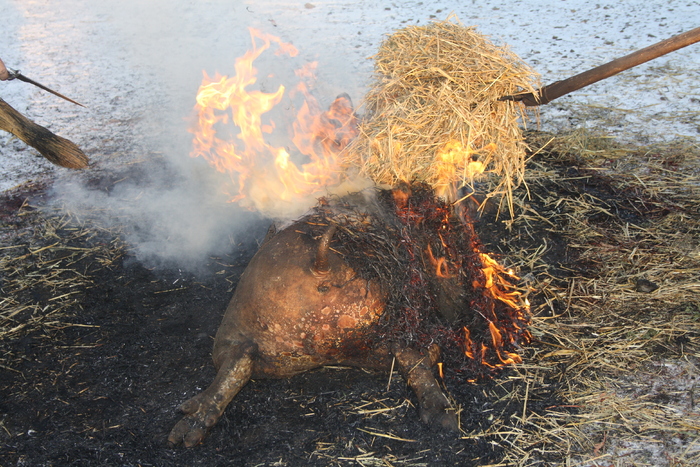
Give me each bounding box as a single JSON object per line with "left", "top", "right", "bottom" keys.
{"left": 502, "top": 26, "right": 700, "bottom": 106}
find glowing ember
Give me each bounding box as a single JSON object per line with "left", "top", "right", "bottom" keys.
{"left": 190, "top": 28, "right": 359, "bottom": 218}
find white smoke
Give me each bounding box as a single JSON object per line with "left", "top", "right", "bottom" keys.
{"left": 55, "top": 158, "right": 262, "bottom": 270}
{"left": 46, "top": 0, "right": 367, "bottom": 272}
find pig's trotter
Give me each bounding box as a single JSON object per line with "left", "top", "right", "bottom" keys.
{"left": 393, "top": 346, "right": 459, "bottom": 432}
{"left": 168, "top": 344, "right": 255, "bottom": 447}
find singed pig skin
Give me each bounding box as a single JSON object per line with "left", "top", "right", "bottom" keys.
{"left": 168, "top": 221, "right": 458, "bottom": 447}
{"left": 216, "top": 224, "right": 387, "bottom": 376}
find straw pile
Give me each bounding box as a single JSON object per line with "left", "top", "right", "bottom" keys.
{"left": 345, "top": 18, "right": 538, "bottom": 214}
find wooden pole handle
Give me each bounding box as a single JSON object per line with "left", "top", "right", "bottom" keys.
{"left": 502, "top": 26, "right": 700, "bottom": 106}
{"left": 0, "top": 58, "right": 9, "bottom": 81}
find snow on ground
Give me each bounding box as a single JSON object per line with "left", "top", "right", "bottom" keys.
{"left": 1, "top": 0, "right": 698, "bottom": 193}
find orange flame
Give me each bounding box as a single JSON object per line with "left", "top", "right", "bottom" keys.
{"left": 488, "top": 321, "right": 523, "bottom": 365}
{"left": 426, "top": 243, "right": 454, "bottom": 279}
{"left": 434, "top": 141, "right": 492, "bottom": 200}
{"left": 476, "top": 252, "right": 522, "bottom": 310}
{"left": 464, "top": 245, "right": 531, "bottom": 371}
{"left": 190, "top": 28, "right": 359, "bottom": 218}
{"left": 463, "top": 326, "right": 475, "bottom": 359}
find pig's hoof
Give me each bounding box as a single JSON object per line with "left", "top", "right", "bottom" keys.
{"left": 167, "top": 396, "right": 222, "bottom": 447}
{"left": 419, "top": 395, "right": 460, "bottom": 432}
{"left": 422, "top": 407, "right": 460, "bottom": 432}
{"left": 168, "top": 416, "right": 207, "bottom": 448}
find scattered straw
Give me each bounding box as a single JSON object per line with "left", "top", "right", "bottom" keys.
{"left": 491, "top": 130, "right": 700, "bottom": 466}
{"left": 0, "top": 201, "right": 125, "bottom": 359}
{"left": 345, "top": 17, "right": 539, "bottom": 215}
{"left": 357, "top": 427, "right": 417, "bottom": 442}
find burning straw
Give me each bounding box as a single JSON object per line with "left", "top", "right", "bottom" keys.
{"left": 305, "top": 183, "right": 532, "bottom": 379}
{"left": 346, "top": 18, "right": 539, "bottom": 214}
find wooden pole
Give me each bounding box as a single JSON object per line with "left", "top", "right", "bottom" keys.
{"left": 0, "top": 58, "right": 9, "bottom": 81}
{"left": 501, "top": 26, "right": 700, "bottom": 106}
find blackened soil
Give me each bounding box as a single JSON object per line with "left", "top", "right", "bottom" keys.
{"left": 0, "top": 184, "right": 567, "bottom": 467}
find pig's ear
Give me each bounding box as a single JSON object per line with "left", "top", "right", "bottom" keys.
{"left": 311, "top": 223, "right": 337, "bottom": 277}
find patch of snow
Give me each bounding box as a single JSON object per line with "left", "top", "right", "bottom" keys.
{"left": 1, "top": 0, "right": 698, "bottom": 193}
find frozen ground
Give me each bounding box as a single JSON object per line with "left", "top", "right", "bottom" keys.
{"left": 0, "top": 0, "right": 698, "bottom": 193}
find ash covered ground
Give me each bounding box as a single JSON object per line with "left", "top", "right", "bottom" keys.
{"left": 0, "top": 164, "right": 569, "bottom": 466}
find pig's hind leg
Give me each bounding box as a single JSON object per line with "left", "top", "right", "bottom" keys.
{"left": 392, "top": 346, "right": 459, "bottom": 431}
{"left": 168, "top": 342, "right": 255, "bottom": 447}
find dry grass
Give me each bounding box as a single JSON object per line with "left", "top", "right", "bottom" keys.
{"left": 345, "top": 18, "right": 539, "bottom": 215}
{"left": 487, "top": 131, "right": 700, "bottom": 466}
{"left": 0, "top": 200, "right": 124, "bottom": 365}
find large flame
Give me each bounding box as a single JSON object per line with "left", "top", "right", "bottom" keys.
{"left": 190, "top": 28, "right": 359, "bottom": 218}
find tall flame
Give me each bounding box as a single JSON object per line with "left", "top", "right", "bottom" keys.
{"left": 190, "top": 28, "right": 359, "bottom": 218}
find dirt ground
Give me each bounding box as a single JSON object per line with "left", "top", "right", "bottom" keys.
{"left": 0, "top": 157, "right": 573, "bottom": 467}
{"left": 2, "top": 131, "right": 699, "bottom": 466}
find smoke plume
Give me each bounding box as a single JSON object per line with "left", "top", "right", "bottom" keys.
{"left": 48, "top": 1, "right": 364, "bottom": 272}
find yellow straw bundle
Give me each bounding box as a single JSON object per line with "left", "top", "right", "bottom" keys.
{"left": 346, "top": 18, "right": 539, "bottom": 213}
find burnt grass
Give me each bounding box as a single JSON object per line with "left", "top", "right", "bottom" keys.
{"left": 0, "top": 161, "right": 579, "bottom": 467}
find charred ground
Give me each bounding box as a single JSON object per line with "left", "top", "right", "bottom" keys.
{"left": 2, "top": 130, "right": 698, "bottom": 466}
{"left": 0, "top": 183, "right": 566, "bottom": 467}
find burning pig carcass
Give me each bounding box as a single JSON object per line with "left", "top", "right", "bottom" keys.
{"left": 169, "top": 184, "right": 532, "bottom": 447}
{"left": 169, "top": 21, "right": 536, "bottom": 446}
